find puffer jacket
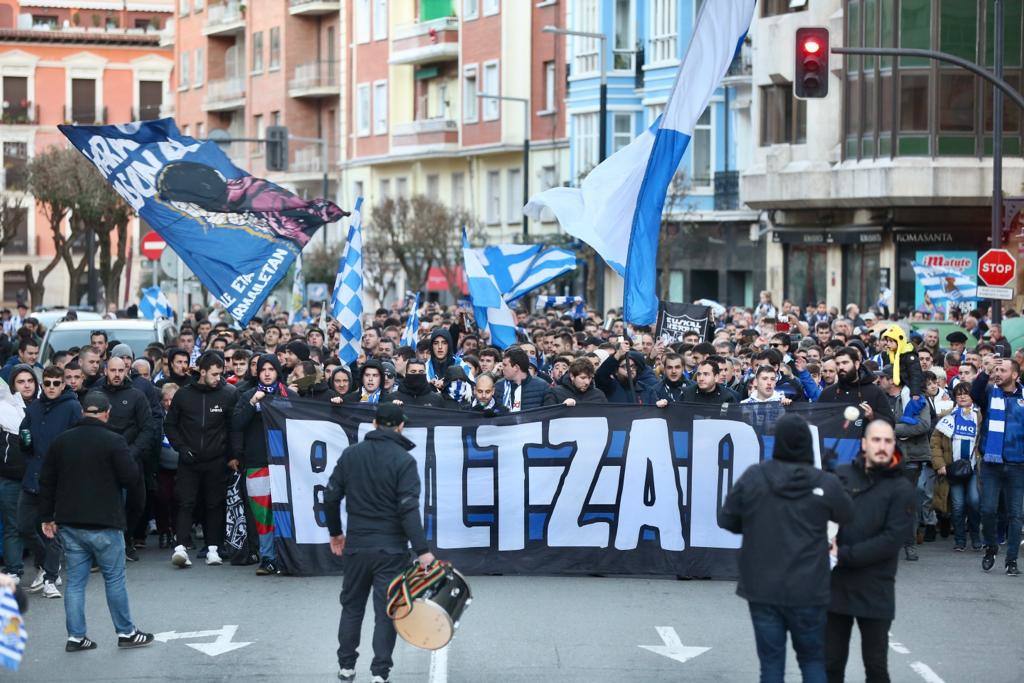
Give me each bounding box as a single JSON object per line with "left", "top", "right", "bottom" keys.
{"left": 543, "top": 373, "right": 608, "bottom": 405}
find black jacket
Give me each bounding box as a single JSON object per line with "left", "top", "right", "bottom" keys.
{"left": 37, "top": 417, "right": 139, "bottom": 530}
{"left": 830, "top": 455, "right": 916, "bottom": 620}
{"left": 0, "top": 428, "right": 24, "bottom": 481}
{"left": 164, "top": 379, "right": 238, "bottom": 466}
{"left": 817, "top": 366, "right": 896, "bottom": 426}
{"left": 323, "top": 428, "right": 428, "bottom": 554}
{"left": 681, "top": 383, "right": 740, "bottom": 404}
{"left": 392, "top": 380, "right": 446, "bottom": 408}
{"left": 652, "top": 377, "right": 690, "bottom": 403}
{"left": 495, "top": 375, "right": 550, "bottom": 411}
{"left": 296, "top": 381, "right": 337, "bottom": 402}
{"left": 95, "top": 379, "right": 155, "bottom": 463}
{"left": 19, "top": 389, "right": 83, "bottom": 493}
{"left": 543, "top": 374, "right": 608, "bottom": 405}
{"left": 719, "top": 459, "right": 854, "bottom": 607}
{"left": 232, "top": 386, "right": 296, "bottom": 469}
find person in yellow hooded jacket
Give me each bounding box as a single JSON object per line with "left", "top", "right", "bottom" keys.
{"left": 879, "top": 325, "right": 924, "bottom": 399}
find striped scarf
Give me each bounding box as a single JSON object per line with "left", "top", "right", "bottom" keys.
{"left": 983, "top": 387, "right": 1007, "bottom": 464}
{"left": 936, "top": 408, "right": 978, "bottom": 461}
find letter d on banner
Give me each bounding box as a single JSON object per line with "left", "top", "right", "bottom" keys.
{"left": 689, "top": 419, "right": 760, "bottom": 549}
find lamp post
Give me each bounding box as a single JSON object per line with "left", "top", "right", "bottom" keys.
{"left": 542, "top": 25, "right": 608, "bottom": 313}
{"left": 478, "top": 92, "right": 530, "bottom": 241}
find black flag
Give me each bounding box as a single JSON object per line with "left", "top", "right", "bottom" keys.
{"left": 655, "top": 301, "right": 713, "bottom": 344}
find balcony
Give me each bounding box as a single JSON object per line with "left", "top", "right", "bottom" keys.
{"left": 203, "top": 78, "right": 245, "bottom": 112}
{"left": 722, "top": 45, "right": 752, "bottom": 87}
{"left": 1, "top": 103, "right": 37, "bottom": 125}
{"left": 714, "top": 170, "right": 740, "bottom": 211}
{"left": 288, "top": 61, "right": 341, "bottom": 98}
{"left": 133, "top": 103, "right": 163, "bottom": 121}
{"left": 203, "top": 2, "right": 245, "bottom": 37}
{"left": 288, "top": 0, "right": 340, "bottom": 16}
{"left": 391, "top": 118, "right": 458, "bottom": 152}
{"left": 389, "top": 16, "right": 459, "bottom": 66}
{"left": 159, "top": 19, "right": 174, "bottom": 47}
{"left": 64, "top": 106, "right": 107, "bottom": 125}
{"left": 159, "top": 101, "right": 175, "bottom": 119}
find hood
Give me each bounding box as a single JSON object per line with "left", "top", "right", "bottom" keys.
{"left": 330, "top": 366, "right": 353, "bottom": 392}
{"left": 853, "top": 450, "right": 904, "bottom": 478}
{"left": 772, "top": 413, "right": 814, "bottom": 464}
{"left": 881, "top": 325, "right": 914, "bottom": 354}
{"left": 762, "top": 459, "right": 822, "bottom": 498}
{"left": 256, "top": 353, "right": 283, "bottom": 381}
{"left": 42, "top": 387, "right": 80, "bottom": 409}
{"left": 0, "top": 377, "right": 25, "bottom": 433}
{"left": 841, "top": 364, "right": 878, "bottom": 388}
{"left": 366, "top": 427, "right": 416, "bottom": 451}
{"left": 9, "top": 363, "right": 38, "bottom": 387}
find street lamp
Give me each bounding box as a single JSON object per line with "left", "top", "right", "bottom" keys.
{"left": 478, "top": 92, "right": 530, "bottom": 240}
{"left": 542, "top": 24, "right": 608, "bottom": 312}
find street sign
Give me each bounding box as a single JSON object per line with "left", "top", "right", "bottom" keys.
{"left": 978, "top": 248, "right": 1016, "bottom": 287}
{"left": 978, "top": 285, "right": 1014, "bottom": 301}
{"left": 140, "top": 231, "right": 167, "bottom": 261}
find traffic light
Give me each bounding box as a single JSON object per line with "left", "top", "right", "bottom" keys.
{"left": 795, "top": 27, "right": 829, "bottom": 99}
{"left": 265, "top": 125, "right": 289, "bottom": 172}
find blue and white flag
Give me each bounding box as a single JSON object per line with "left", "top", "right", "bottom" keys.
{"left": 0, "top": 588, "right": 26, "bottom": 671}
{"left": 911, "top": 262, "right": 979, "bottom": 303}
{"left": 139, "top": 285, "right": 173, "bottom": 320}
{"left": 463, "top": 230, "right": 518, "bottom": 349}
{"left": 59, "top": 119, "right": 347, "bottom": 325}
{"left": 524, "top": 0, "right": 756, "bottom": 325}
{"left": 535, "top": 295, "right": 586, "bottom": 319}
{"left": 331, "top": 198, "right": 364, "bottom": 366}
{"left": 470, "top": 244, "right": 577, "bottom": 303}
{"left": 401, "top": 292, "right": 420, "bottom": 348}
{"left": 288, "top": 253, "right": 306, "bottom": 324}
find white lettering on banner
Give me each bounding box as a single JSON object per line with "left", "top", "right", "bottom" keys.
{"left": 286, "top": 419, "right": 351, "bottom": 544}
{"left": 226, "top": 248, "right": 290, "bottom": 320}
{"left": 82, "top": 134, "right": 201, "bottom": 210}
{"left": 688, "top": 419, "right": 760, "bottom": 549}
{"left": 547, "top": 417, "right": 610, "bottom": 547}
{"left": 436, "top": 426, "right": 489, "bottom": 549}
{"left": 477, "top": 422, "right": 541, "bottom": 551}
{"left": 615, "top": 419, "right": 685, "bottom": 551}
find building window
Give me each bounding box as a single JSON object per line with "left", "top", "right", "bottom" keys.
{"left": 482, "top": 61, "right": 499, "bottom": 120}
{"left": 613, "top": 0, "right": 635, "bottom": 71}
{"left": 692, "top": 107, "right": 712, "bottom": 189}
{"left": 138, "top": 80, "right": 162, "bottom": 120}
{"left": 373, "top": 80, "right": 388, "bottom": 134}
{"left": 356, "top": 0, "right": 370, "bottom": 43}
{"left": 646, "top": 102, "right": 666, "bottom": 126}
{"left": 194, "top": 47, "right": 204, "bottom": 87}
{"left": 573, "top": 0, "right": 600, "bottom": 74}
{"left": 182, "top": 124, "right": 189, "bottom": 136}
{"left": 451, "top": 172, "right": 465, "bottom": 208}
{"left": 353, "top": 180, "right": 364, "bottom": 200}
{"left": 506, "top": 168, "right": 522, "bottom": 223}
{"left": 252, "top": 32, "right": 263, "bottom": 73}
{"left": 357, "top": 83, "right": 371, "bottom": 136}
{"left": 463, "top": 66, "right": 478, "bottom": 123}
{"left": 540, "top": 165, "right": 557, "bottom": 191}
{"left": 573, "top": 112, "right": 598, "bottom": 177}
{"left": 463, "top": 0, "right": 478, "bottom": 20}
{"left": 379, "top": 178, "right": 391, "bottom": 199}
{"left": 649, "top": 0, "right": 677, "bottom": 65}
{"left": 179, "top": 51, "right": 190, "bottom": 89}
{"left": 179, "top": 0, "right": 189, "bottom": 16}
{"left": 762, "top": 0, "right": 807, "bottom": 18}
{"left": 269, "top": 27, "right": 281, "bottom": 70}
{"left": 2, "top": 143, "right": 28, "bottom": 192}
{"left": 3, "top": 269, "right": 29, "bottom": 300}
{"left": 70, "top": 78, "right": 97, "bottom": 123}
{"left": 194, "top": 0, "right": 204, "bottom": 10}
{"left": 196, "top": 122, "right": 204, "bottom": 138}
{"left": 396, "top": 177, "right": 408, "bottom": 198}
{"left": 426, "top": 174, "right": 440, "bottom": 200}
{"left": 612, "top": 112, "right": 632, "bottom": 153}
{"left": 373, "top": 0, "right": 387, "bottom": 40}
{"left": 760, "top": 84, "right": 806, "bottom": 145}
{"left": 485, "top": 170, "right": 501, "bottom": 224}
{"left": 543, "top": 60, "right": 556, "bottom": 112}
{"left": 271, "top": 110, "right": 281, "bottom": 126}
{"left": 2, "top": 76, "right": 30, "bottom": 124}
{"left": 483, "top": 0, "right": 499, "bottom": 16}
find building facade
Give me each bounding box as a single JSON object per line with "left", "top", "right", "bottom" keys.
{"left": 742, "top": 0, "right": 1024, "bottom": 313}
{"left": 0, "top": 0, "right": 173, "bottom": 307}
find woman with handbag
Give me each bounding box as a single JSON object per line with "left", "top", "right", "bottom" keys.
{"left": 930, "top": 382, "right": 981, "bottom": 551}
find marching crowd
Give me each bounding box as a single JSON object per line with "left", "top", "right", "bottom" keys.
{"left": 0, "top": 291, "right": 1021, "bottom": 663}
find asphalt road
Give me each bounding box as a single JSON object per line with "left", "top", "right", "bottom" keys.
{"left": 13, "top": 537, "right": 1024, "bottom": 682}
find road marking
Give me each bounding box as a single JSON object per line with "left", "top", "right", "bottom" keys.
{"left": 154, "top": 624, "right": 252, "bottom": 656}
{"left": 428, "top": 644, "right": 449, "bottom": 683}
{"left": 639, "top": 626, "right": 710, "bottom": 665}
{"left": 910, "top": 661, "right": 946, "bottom": 683}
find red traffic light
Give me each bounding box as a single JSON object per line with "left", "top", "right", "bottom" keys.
{"left": 803, "top": 39, "right": 821, "bottom": 54}
{"left": 795, "top": 27, "right": 829, "bottom": 99}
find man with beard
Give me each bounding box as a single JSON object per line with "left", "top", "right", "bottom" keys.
{"left": 544, "top": 359, "right": 607, "bottom": 406}
{"left": 818, "top": 348, "right": 895, "bottom": 426}
{"left": 595, "top": 342, "right": 659, "bottom": 404}
{"left": 389, "top": 360, "right": 444, "bottom": 407}
{"left": 282, "top": 341, "right": 310, "bottom": 380}
{"left": 156, "top": 349, "right": 192, "bottom": 388}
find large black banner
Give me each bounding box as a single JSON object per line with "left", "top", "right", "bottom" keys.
{"left": 261, "top": 399, "right": 862, "bottom": 578}
{"left": 656, "top": 301, "right": 713, "bottom": 343}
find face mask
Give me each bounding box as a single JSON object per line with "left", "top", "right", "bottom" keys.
{"left": 405, "top": 374, "right": 427, "bottom": 391}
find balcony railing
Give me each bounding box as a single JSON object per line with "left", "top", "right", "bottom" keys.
{"left": 390, "top": 16, "right": 459, "bottom": 66}
{"left": 288, "top": 0, "right": 341, "bottom": 15}
{"left": 203, "top": 77, "right": 245, "bottom": 111}
{"left": 288, "top": 61, "right": 340, "bottom": 97}
{"left": 204, "top": 1, "right": 245, "bottom": 35}
{"left": 134, "top": 103, "right": 163, "bottom": 121}
{"left": 714, "top": 170, "right": 740, "bottom": 211}
{"left": 724, "top": 45, "right": 752, "bottom": 84}
{"left": 64, "top": 105, "right": 107, "bottom": 125}
{"left": 159, "top": 18, "right": 174, "bottom": 46}
{"left": 392, "top": 118, "right": 458, "bottom": 149}
{"left": 1, "top": 103, "right": 37, "bottom": 125}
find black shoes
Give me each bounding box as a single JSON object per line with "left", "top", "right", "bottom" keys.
{"left": 125, "top": 546, "right": 139, "bottom": 563}
{"left": 923, "top": 525, "right": 937, "bottom": 542}
{"left": 903, "top": 545, "right": 919, "bottom": 561}
{"left": 65, "top": 637, "right": 97, "bottom": 652}
{"left": 158, "top": 533, "right": 172, "bottom": 549}
{"left": 983, "top": 546, "right": 998, "bottom": 572}
{"left": 1006, "top": 561, "right": 1020, "bottom": 577}
{"left": 255, "top": 560, "right": 281, "bottom": 576}
{"left": 117, "top": 630, "right": 154, "bottom": 649}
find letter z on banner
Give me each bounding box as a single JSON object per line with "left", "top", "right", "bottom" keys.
{"left": 261, "top": 400, "right": 858, "bottom": 577}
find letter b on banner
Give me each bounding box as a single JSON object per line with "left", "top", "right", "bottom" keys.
{"left": 286, "top": 419, "right": 351, "bottom": 544}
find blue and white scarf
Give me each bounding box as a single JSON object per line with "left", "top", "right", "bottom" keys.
{"left": 936, "top": 407, "right": 978, "bottom": 461}
{"left": 983, "top": 387, "right": 1007, "bottom": 464}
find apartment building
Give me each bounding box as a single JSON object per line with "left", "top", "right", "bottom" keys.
{"left": 741, "top": 0, "right": 1024, "bottom": 312}
{"left": 0, "top": 0, "right": 173, "bottom": 307}
{"left": 564, "top": 0, "right": 762, "bottom": 310}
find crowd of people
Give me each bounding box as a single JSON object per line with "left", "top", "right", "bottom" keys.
{"left": 0, "top": 291, "right": 1021, "bottom": 665}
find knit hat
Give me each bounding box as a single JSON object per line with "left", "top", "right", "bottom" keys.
{"left": 285, "top": 340, "right": 311, "bottom": 362}
{"left": 110, "top": 343, "right": 134, "bottom": 360}
{"left": 772, "top": 414, "right": 814, "bottom": 464}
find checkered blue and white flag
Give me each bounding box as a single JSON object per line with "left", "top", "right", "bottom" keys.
{"left": 139, "top": 286, "right": 173, "bottom": 320}
{"left": 401, "top": 292, "right": 420, "bottom": 348}
{"left": 535, "top": 295, "right": 586, "bottom": 319}
{"left": 289, "top": 253, "right": 307, "bottom": 324}
{"left": 911, "top": 262, "right": 979, "bottom": 303}
{"left": 463, "top": 229, "right": 518, "bottom": 349}
{"left": 0, "top": 588, "right": 26, "bottom": 671}
{"left": 469, "top": 244, "right": 577, "bottom": 303}
{"left": 331, "top": 198, "right": 364, "bottom": 366}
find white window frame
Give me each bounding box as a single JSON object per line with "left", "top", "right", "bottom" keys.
{"left": 269, "top": 27, "right": 281, "bottom": 71}
{"left": 179, "top": 0, "right": 189, "bottom": 16}
{"left": 372, "top": 79, "right": 388, "bottom": 135}
{"left": 426, "top": 174, "right": 440, "bottom": 200}
{"left": 178, "top": 51, "right": 189, "bottom": 89}
{"left": 251, "top": 31, "right": 263, "bottom": 74}
{"left": 253, "top": 113, "right": 264, "bottom": 156}
{"left": 193, "top": 0, "right": 204, "bottom": 10}
{"left": 373, "top": 0, "right": 388, "bottom": 41}
{"left": 483, "top": 0, "right": 499, "bottom": 16}
{"left": 506, "top": 168, "right": 522, "bottom": 223}
{"left": 463, "top": 0, "right": 479, "bottom": 20}
{"left": 451, "top": 171, "right": 465, "bottom": 208}
{"left": 379, "top": 178, "right": 391, "bottom": 199}
{"left": 612, "top": 112, "right": 632, "bottom": 153}
{"left": 573, "top": 112, "right": 598, "bottom": 178}
{"left": 572, "top": 0, "right": 600, "bottom": 75}
{"left": 356, "top": 83, "right": 371, "bottom": 136}
{"left": 193, "top": 47, "right": 203, "bottom": 87}
{"left": 613, "top": 0, "right": 635, "bottom": 72}
{"left": 649, "top": 0, "right": 678, "bottom": 66}
{"left": 462, "top": 64, "right": 478, "bottom": 123}
{"left": 481, "top": 60, "right": 499, "bottom": 121}
{"left": 355, "top": 0, "right": 371, "bottom": 44}
{"left": 542, "top": 60, "right": 555, "bottom": 113}
{"left": 690, "top": 106, "right": 714, "bottom": 192}
{"left": 196, "top": 121, "right": 204, "bottom": 138}
{"left": 485, "top": 170, "right": 501, "bottom": 224}
{"left": 396, "top": 176, "right": 408, "bottom": 198}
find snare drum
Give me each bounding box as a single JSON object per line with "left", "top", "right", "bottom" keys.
{"left": 386, "top": 562, "right": 472, "bottom": 650}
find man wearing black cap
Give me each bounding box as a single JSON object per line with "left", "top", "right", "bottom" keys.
{"left": 946, "top": 331, "right": 968, "bottom": 364}
{"left": 37, "top": 391, "right": 154, "bottom": 651}
{"left": 325, "top": 403, "right": 435, "bottom": 683}
{"left": 719, "top": 414, "right": 853, "bottom": 683}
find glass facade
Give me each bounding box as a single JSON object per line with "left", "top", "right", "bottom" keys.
{"left": 843, "top": 0, "right": 1024, "bottom": 159}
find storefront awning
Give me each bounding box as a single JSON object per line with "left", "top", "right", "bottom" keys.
{"left": 426, "top": 266, "right": 467, "bottom": 294}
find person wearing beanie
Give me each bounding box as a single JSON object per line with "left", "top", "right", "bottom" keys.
{"left": 282, "top": 340, "right": 310, "bottom": 380}
{"left": 109, "top": 344, "right": 133, "bottom": 361}
{"left": 719, "top": 414, "right": 853, "bottom": 683}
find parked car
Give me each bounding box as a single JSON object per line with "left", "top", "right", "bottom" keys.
{"left": 29, "top": 308, "right": 103, "bottom": 333}
{"left": 40, "top": 319, "right": 178, "bottom": 364}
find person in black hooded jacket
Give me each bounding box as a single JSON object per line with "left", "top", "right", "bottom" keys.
{"left": 826, "top": 419, "right": 915, "bottom": 683}
{"left": 544, "top": 358, "right": 608, "bottom": 406}
{"left": 719, "top": 414, "right": 854, "bottom": 683}
{"left": 818, "top": 347, "right": 895, "bottom": 427}
{"left": 390, "top": 360, "right": 445, "bottom": 407}
{"left": 425, "top": 328, "right": 459, "bottom": 388}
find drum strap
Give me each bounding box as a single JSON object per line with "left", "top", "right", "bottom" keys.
{"left": 386, "top": 561, "right": 449, "bottom": 620}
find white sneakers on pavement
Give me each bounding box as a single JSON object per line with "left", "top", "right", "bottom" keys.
{"left": 205, "top": 546, "right": 223, "bottom": 566}
{"left": 41, "top": 581, "right": 62, "bottom": 599}
{"left": 25, "top": 570, "right": 44, "bottom": 593}
{"left": 171, "top": 545, "right": 192, "bottom": 568}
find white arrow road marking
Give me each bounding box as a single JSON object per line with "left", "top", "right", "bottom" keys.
{"left": 154, "top": 624, "right": 252, "bottom": 657}
{"left": 639, "top": 626, "right": 710, "bottom": 665}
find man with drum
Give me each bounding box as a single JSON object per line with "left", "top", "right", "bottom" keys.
{"left": 325, "top": 403, "right": 435, "bottom": 683}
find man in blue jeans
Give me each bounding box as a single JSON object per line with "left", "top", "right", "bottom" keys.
{"left": 719, "top": 414, "right": 853, "bottom": 682}
{"left": 37, "top": 391, "right": 154, "bottom": 651}
{"left": 971, "top": 357, "right": 1024, "bottom": 575}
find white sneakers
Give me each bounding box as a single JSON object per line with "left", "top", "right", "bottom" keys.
{"left": 41, "top": 581, "right": 62, "bottom": 599}
{"left": 171, "top": 545, "right": 192, "bottom": 568}
{"left": 25, "top": 570, "right": 44, "bottom": 593}
{"left": 205, "top": 546, "right": 223, "bottom": 566}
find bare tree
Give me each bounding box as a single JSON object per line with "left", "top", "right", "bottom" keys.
{"left": 25, "top": 148, "right": 79, "bottom": 307}
{"left": 0, "top": 197, "right": 26, "bottom": 253}
{"left": 657, "top": 173, "right": 690, "bottom": 300}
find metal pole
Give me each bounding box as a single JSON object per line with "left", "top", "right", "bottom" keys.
{"left": 595, "top": 35, "right": 608, "bottom": 315}
{"left": 176, "top": 254, "right": 184, "bottom": 325}
{"left": 86, "top": 224, "right": 99, "bottom": 308}
{"left": 522, "top": 99, "right": 530, "bottom": 241}
{"left": 322, "top": 136, "right": 329, "bottom": 247}
{"left": 993, "top": 0, "right": 1005, "bottom": 324}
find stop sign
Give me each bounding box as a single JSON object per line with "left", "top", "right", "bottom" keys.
{"left": 978, "top": 248, "right": 1016, "bottom": 287}
{"left": 140, "top": 231, "right": 167, "bottom": 261}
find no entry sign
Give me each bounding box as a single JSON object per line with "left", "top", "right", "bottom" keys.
{"left": 140, "top": 231, "right": 167, "bottom": 261}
